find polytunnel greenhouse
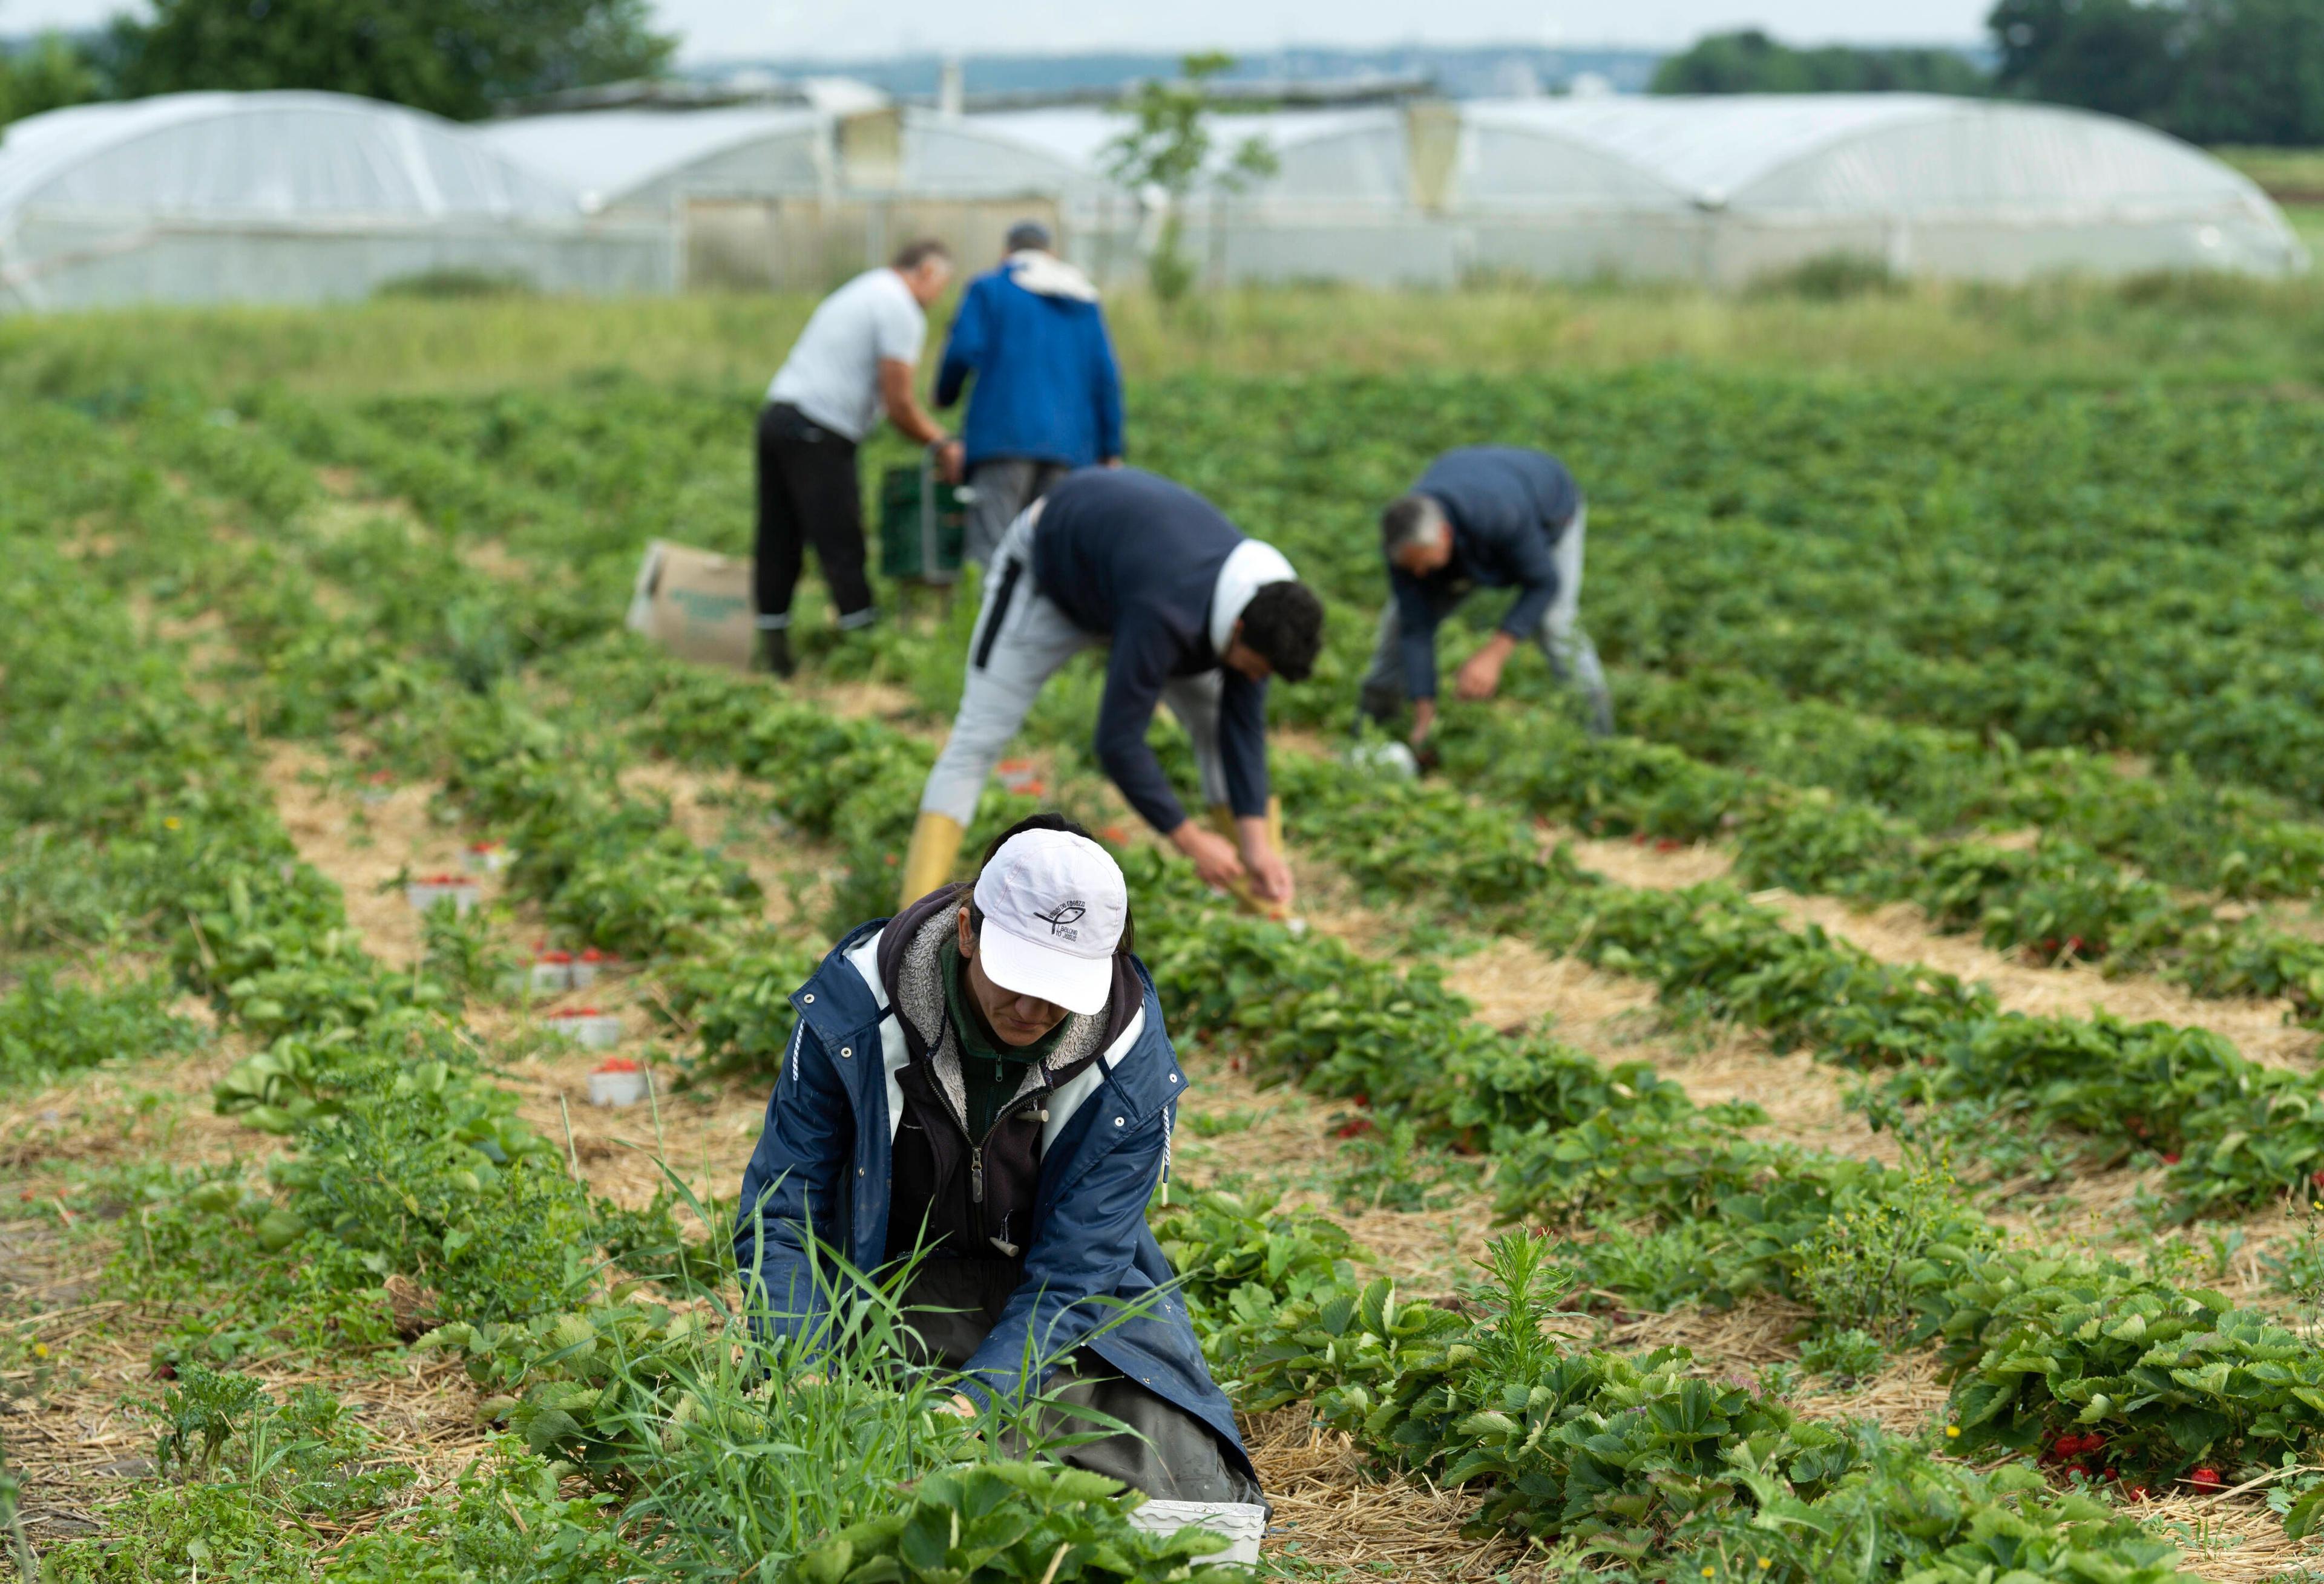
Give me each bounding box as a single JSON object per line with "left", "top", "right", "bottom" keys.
{"left": 966, "top": 106, "right": 1416, "bottom": 284}
{"left": 1451, "top": 94, "right": 2308, "bottom": 285}
{"left": 476, "top": 106, "right": 1117, "bottom": 290}
{"left": 0, "top": 91, "right": 665, "bottom": 311}
{"left": 972, "top": 92, "right": 2306, "bottom": 287}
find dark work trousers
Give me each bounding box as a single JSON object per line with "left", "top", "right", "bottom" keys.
{"left": 899, "top": 1257, "right": 1262, "bottom": 1505}
{"left": 753, "top": 402, "right": 876, "bottom": 633}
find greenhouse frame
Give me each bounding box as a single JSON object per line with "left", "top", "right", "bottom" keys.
{"left": 0, "top": 91, "right": 666, "bottom": 311}
{"left": 476, "top": 105, "right": 1121, "bottom": 290}
{"left": 0, "top": 87, "right": 2304, "bottom": 310}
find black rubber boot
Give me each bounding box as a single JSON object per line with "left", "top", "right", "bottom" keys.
{"left": 759, "top": 627, "right": 795, "bottom": 678}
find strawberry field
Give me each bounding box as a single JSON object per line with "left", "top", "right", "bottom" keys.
{"left": 7, "top": 301, "right": 2324, "bottom": 1584}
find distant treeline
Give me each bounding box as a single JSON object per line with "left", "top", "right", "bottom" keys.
{"left": 1651, "top": 32, "right": 1991, "bottom": 97}
{"left": 1655, "top": 0, "right": 2324, "bottom": 147}
{"left": 1, "top": 0, "right": 671, "bottom": 130}
{"left": 8, "top": 0, "right": 2323, "bottom": 149}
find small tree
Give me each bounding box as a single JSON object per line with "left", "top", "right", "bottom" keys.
{"left": 1103, "top": 53, "right": 1279, "bottom": 305}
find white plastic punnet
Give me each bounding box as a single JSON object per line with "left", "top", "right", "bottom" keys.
{"left": 587, "top": 1061, "right": 649, "bottom": 1106}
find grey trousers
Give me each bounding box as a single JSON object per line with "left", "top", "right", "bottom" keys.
{"left": 963, "top": 459, "right": 1071, "bottom": 568}
{"left": 1358, "top": 504, "right": 1613, "bottom": 735}
{"left": 920, "top": 504, "right": 1230, "bottom": 825}
{"left": 900, "top": 1257, "right": 1262, "bottom": 1505}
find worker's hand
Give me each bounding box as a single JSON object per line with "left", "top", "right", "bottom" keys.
{"left": 936, "top": 439, "right": 965, "bottom": 485}
{"left": 1244, "top": 842, "right": 1295, "bottom": 911}
{"left": 936, "top": 1392, "right": 977, "bottom": 1419}
{"left": 1101, "top": 456, "right": 1124, "bottom": 469}
{"left": 1170, "top": 821, "right": 1247, "bottom": 894}
{"left": 1409, "top": 699, "right": 1438, "bottom": 744}
{"left": 1454, "top": 637, "right": 1515, "bottom": 702}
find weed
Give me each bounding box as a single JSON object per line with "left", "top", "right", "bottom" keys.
{"left": 1797, "top": 1328, "right": 1887, "bottom": 1388}
{"left": 1796, "top": 1150, "right": 1972, "bottom": 1343}
{"left": 421, "top": 899, "right": 514, "bottom": 1002}
{"left": 157, "top": 1364, "right": 267, "bottom": 1474}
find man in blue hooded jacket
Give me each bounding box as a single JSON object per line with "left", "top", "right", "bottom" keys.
{"left": 935, "top": 221, "right": 1126, "bottom": 567}
{"left": 733, "top": 814, "right": 1265, "bottom": 1537}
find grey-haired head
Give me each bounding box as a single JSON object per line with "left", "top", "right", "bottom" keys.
{"left": 1005, "top": 220, "right": 1054, "bottom": 254}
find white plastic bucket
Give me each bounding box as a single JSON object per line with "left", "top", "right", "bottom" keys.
{"left": 545, "top": 1012, "right": 623, "bottom": 1050}
{"left": 406, "top": 880, "right": 482, "bottom": 915}
{"left": 587, "top": 1068, "right": 649, "bottom": 1106}
{"left": 1124, "top": 1500, "right": 1265, "bottom": 1567}
{"left": 462, "top": 843, "right": 512, "bottom": 874}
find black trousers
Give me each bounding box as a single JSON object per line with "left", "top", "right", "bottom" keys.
{"left": 753, "top": 403, "right": 875, "bottom": 631}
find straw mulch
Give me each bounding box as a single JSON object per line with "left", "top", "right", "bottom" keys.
{"left": 1561, "top": 832, "right": 2320, "bottom": 1073}
{"left": 1242, "top": 1408, "right": 1574, "bottom": 1579}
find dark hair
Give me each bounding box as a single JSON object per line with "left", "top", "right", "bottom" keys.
{"left": 1235, "top": 581, "right": 1326, "bottom": 683}
{"left": 1380, "top": 493, "right": 1444, "bottom": 555}
{"left": 891, "top": 237, "right": 952, "bottom": 272}
{"left": 1004, "top": 219, "right": 1052, "bottom": 252}
{"left": 964, "top": 811, "right": 1135, "bottom": 955}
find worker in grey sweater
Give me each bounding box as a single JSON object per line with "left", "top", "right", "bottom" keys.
{"left": 1359, "top": 446, "right": 1613, "bottom": 748}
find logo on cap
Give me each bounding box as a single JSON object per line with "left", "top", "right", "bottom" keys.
{"left": 1034, "top": 901, "right": 1086, "bottom": 940}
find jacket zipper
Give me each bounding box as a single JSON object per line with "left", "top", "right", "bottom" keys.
{"left": 933, "top": 1007, "right": 1057, "bottom": 1255}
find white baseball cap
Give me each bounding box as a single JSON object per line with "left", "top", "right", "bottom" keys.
{"left": 971, "top": 828, "right": 1128, "bottom": 1016}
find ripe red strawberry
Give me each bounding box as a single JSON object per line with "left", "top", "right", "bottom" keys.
{"left": 2188, "top": 1466, "right": 2223, "bottom": 1490}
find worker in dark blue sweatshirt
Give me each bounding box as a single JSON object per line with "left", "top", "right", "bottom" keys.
{"left": 901, "top": 468, "right": 1325, "bottom": 913}
{"left": 934, "top": 221, "right": 1127, "bottom": 567}
{"left": 1358, "top": 446, "right": 1613, "bottom": 749}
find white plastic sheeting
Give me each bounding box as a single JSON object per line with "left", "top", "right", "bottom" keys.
{"left": 0, "top": 89, "right": 2303, "bottom": 309}
{"left": 1456, "top": 95, "right": 2307, "bottom": 283}
{"left": 476, "top": 107, "right": 827, "bottom": 212}
{"left": 478, "top": 106, "right": 1106, "bottom": 213}
{"left": 0, "top": 91, "right": 665, "bottom": 310}
{"left": 968, "top": 107, "right": 1406, "bottom": 205}
{"left": 963, "top": 107, "right": 1419, "bottom": 285}
{"left": 971, "top": 93, "right": 2307, "bottom": 287}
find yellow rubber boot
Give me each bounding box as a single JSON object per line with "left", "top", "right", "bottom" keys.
{"left": 1204, "top": 801, "right": 1289, "bottom": 919}
{"left": 897, "top": 812, "right": 966, "bottom": 911}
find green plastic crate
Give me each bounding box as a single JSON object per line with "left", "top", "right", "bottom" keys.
{"left": 879, "top": 453, "right": 968, "bottom": 585}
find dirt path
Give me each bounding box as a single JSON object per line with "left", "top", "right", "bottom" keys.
{"left": 1571, "top": 834, "right": 2321, "bottom": 1070}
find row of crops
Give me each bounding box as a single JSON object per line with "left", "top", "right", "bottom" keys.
{"left": 5, "top": 364, "right": 2324, "bottom": 1582}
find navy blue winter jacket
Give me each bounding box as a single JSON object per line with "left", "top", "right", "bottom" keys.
{"left": 1031, "top": 468, "right": 1270, "bottom": 831}
{"left": 935, "top": 258, "right": 1125, "bottom": 470}
{"left": 1391, "top": 447, "right": 1583, "bottom": 701}
{"left": 731, "top": 918, "right": 1253, "bottom": 1479}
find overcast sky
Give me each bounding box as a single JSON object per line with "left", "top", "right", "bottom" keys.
{"left": 1, "top": 0, "right": 1992, "bottom": 62}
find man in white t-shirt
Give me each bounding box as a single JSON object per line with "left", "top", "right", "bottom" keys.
{"left": 755, "top": 239, "right": 962, "bottom": 676}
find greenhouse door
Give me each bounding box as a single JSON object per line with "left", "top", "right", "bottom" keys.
{"left": 681, "top": 196, "right": 1064, "bottom": 293}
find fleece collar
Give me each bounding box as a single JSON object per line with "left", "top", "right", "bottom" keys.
{"left": 1007, "top": 249, "right": 1100, "bottom": 302}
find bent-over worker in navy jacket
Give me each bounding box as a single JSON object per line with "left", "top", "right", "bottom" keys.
{"left": 898, "top": 467, "right": 1326, "bottom": 912}
{"left": 934, "top": 220, "right": 1126, "bottom": 567}
{"left": 734, "top": 816, "right": 1266, "bottom": 1542}
{"left": 1358, "top": 446, "right": 1613, "bottom": 746}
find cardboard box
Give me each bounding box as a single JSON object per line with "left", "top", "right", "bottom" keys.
{"left": 626, "top": 540, "right": 755, "bottom": 670}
